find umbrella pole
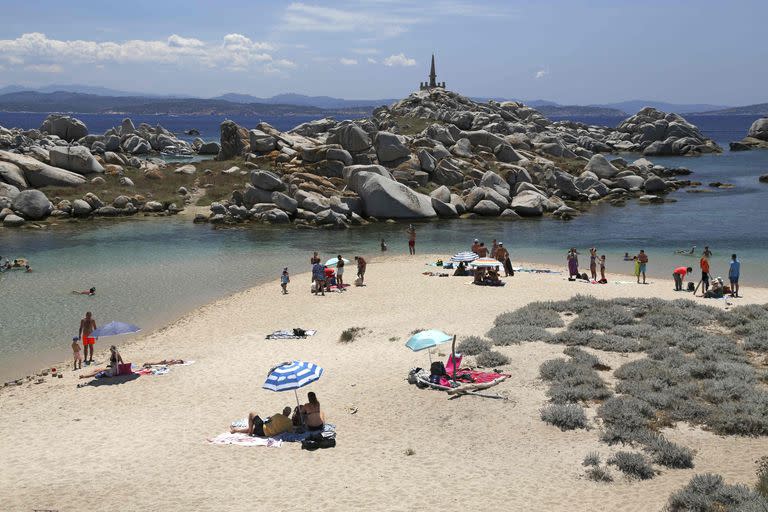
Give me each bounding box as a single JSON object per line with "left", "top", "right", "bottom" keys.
{"left": 451, "top": 335, "right": 457, "bottom": 382}
{"left": 294, "top": 389, "right": 305, "bottom": 429}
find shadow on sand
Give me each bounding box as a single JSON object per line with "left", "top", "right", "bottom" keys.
{"left": 85, "top": 373, "right": 140, "bottom": 387}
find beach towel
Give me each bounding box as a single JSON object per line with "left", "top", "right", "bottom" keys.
{"left": 266, "top": 329, "right": 317, "bottom": 340}
{"left": 227, "top": 419, "right": 336, "bottom": 443}
{"left": 207, "top": 432, "right": 283, "bottom": 448}
{"left": 453, "top": 369, "right": 510, "bottom": 384}
{"left": 513, "top": 267, "right": 561, "bottom": 274}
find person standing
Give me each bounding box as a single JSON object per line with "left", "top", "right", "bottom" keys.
{"left": 355, "top": 256, "right": 367, "bottom": 285}
{"left": 280, "top": 268, "right": 290, "bottom": 294}
{"left": 567, "top": 248, "right": 579, "bottom": 280}
{"left": 589, "top": 248, "right": 598, "bottom": 281}
{"left": 312, "top": 261, "right": 325, "bottom": 296}
{"left": 406, "top": 225, "right": 416, "bottom": 255}
{"left": 71, "top": 336, "right": 83, "bottom": 371}
{"left": 79, "top": 311, "right": 97, "bottom": 365}
{"left": 599, "top": 255, "right": 607, "bottom": 284}
{"left": 637, "top": 250, "right": 649, "bottom": 284}
{"left": 477, "top": 243, "right": 488, "bottom": 258}
{"left": 310, "top": 252, "right": 321, "bottom": 265}
{"left": 729, "top": 254, "right": 740, "bottom": 297}
{"left": 699, "top": 253, "right": 711, "bottom": 294}
{"left": 491, "top": 239, "right": 499, "bottom": 259}
{"left": 380, "top": 239, "right": 387, "bottom": 252}
{"left": 336, "top": 255, "right": 345, "bottom": 288}
{"left": 471, "top": 239, "right": 480, "bottom": 254}
{"left": 673, "top": 266, "right": 692, "bottom": 291}
{"left": 702, "top": 246, "right": 713, "bottom": 259}
{"left": 496, "top": 242, "right": 513, "bottom": 277}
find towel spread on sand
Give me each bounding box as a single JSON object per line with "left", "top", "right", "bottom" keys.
{"left": 266, "top": 329, "right": 317, "bottom": 340}
{"left": 453, "top": 369, "right": 510, "bottom": 384}
{"left": 224, "top": 421, "right": 336, "bottom": 444}
{"left": 514, "top": 267, "right": 561, "bottom": 274}
{"left": 208, "top": 432, "right": 283, "bottom": 448}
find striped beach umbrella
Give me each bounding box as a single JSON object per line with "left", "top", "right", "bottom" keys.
{"left": 450, "top": 251, "right": 479, "bottom": 263}
{"left": 263, "top": 361, "right": 324, "bottom": 423}
{"left": 469, "top": 258, "right": 504, "bottom": 268}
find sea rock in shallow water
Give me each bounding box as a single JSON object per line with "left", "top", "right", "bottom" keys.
{"left": 584, "top": 154, "right": 619, "bottom": 179}
{"left": 748, "top": 118, "right": 768, "bottom": 141}
{"left": 473, "top": 199, "right": 501, "bottom": 216}
{"left": 40, "top": 114, "right": 88, "bottom": 141}
{"left": 3, "top": 214, "right": 25, "bottom": 227}
{"left": 49, "top": 146, "right": 104, "bottom": 174}
{"left": 510, "top": 190, "right": 547, "bottom": 217}
{"left": 12, "top": 189, "right": 52, "bottom": 220}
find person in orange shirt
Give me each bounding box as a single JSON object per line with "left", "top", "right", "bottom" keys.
{"left": 700, "top": 255, "right": 711, "bottom": 293}
{"left": 673, "top": 266, "right": 693, "bottom": 291}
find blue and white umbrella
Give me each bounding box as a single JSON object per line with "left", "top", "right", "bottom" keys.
{"left": 91, "top": 321, "right": 141, "bottom": 338}
{"left": 450, "top": 252, "right": 479, "bottom": 263}
{"left": 263, "top": 361, "right": 324, "bottom": 423}
{"left": 324, "top": 257, "right": 350, "bottom": 267}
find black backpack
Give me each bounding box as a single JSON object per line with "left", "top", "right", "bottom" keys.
{"left": 430, "top": 361, "right": 447, "bottom": 376}
{"left": 301, "top": 431, "right": 336, "bottom": 450}
{"left": 293, "top": 328, "right": 307, "bottom": 337}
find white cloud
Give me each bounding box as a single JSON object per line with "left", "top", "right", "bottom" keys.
{"left": 367, "top": 57, "right": 377, "bottom": 64}
{"left": 383, "top": 53, "right": 416, "bottom": 67}
{"left": 25, "top": 63, "right": 63, "bottom": 73}
{"left": 0, "top": 32, "right": 279, "bottom": 73}
{"left": 281, "top": 3, "right": 416, "bottom": 37}
{"left": 535, "top": 70, "right": 548, "bottom": 79}
{"left": 340, "top": 58, "right": 358, "bottom": 66}
{"left": 352, "top": 48, "right": 379, "bottom": 55}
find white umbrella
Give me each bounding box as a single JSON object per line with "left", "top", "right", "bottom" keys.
{"left": 325, "top": 257, "right": 350, "bottom": 267}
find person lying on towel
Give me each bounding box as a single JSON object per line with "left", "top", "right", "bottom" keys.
{"left": 230, "top": 407, "right": 293, "bottom": 437}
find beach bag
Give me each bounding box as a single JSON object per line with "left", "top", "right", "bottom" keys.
{"left": 687, "top": 282, "right": 695, "bottom": 292}
{"left": 302, "top": 431, "right": 336, "bottom": 450}
{"left": 293, "top": 328, "right": 307, "bottom": 337}
{"left": 117, "top": 363, "right": 132, "bottom": 375}
{"left": 430, "top": 361, "right": 446, "bottom": 377}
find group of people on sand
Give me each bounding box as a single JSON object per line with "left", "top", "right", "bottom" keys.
{"left": 673, "top": 246, "right": 742, "bottom": 298}
{"left": 0, "top": 256, "right": 32, "bottom": 272}
{"left": 230, "top": 391, "right": 325, "bottom": 437}
{"left": 567, "top": 248, "right": 607, "bottom": 283}
{"left": 308, "top": 251, "right": 367, "bottom": 296}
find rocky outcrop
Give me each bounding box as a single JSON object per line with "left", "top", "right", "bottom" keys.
{"left": 49, "top": 146, "right": 104, "bottom": 174}
{"left": 0, "top": 151, "right": 86, "bottom": 187}
{"left": 40, "top": 114, "right": 88, "bottom": 142}
{"left": 617, "top": 107, "right": 721, "bottom": 155}
{"left": 348, "top": 171, "right": 436, "bottom": 218}
{"left": 730, "top": 118, "right": 768, "bottom": 151}
{"left": 12, "top": 189, "right": 52, "bottom": 220}
{"left": 218, "top": 120, "right": 249, "bottom": 160}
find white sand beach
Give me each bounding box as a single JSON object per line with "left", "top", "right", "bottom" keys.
{"left": 1, "top": 254, "right": 766, "bottom": 512}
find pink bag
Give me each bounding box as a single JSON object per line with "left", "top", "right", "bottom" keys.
{"left": 117, "top": 363, "right": 132, "bottom": 375}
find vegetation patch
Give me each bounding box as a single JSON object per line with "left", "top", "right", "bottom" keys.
{"left": 665, "top": 473, "right": 768, "bottom": 511}
{"left": 475, "top": 350, "right": 509, "bottom": 368}
{"left": 339, "top": 327, "right": 366, "bottom": 343}
{"left": 608, "top": 451, "right": 655, "bottom": 480}
{"left": 540, "top": 403, "right": 589, "bottom": 431}
{"left": 457, "top": 336, "right": 492, "bottom": 356}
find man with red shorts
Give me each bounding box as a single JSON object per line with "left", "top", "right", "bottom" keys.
{"left": 79, "top": 311, "right": 97, "bottom": 365}
{"left": 406, "top": 224, "right": 416, "bottom": 255}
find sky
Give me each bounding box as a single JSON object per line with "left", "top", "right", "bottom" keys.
{"left": 0, "top": 0, "right": 766, "bottom": 105}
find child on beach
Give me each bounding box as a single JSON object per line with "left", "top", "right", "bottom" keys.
{"left": 380, "top": 239, "right": 387, "bottom": 252}
{"left": 281, "top": 268, "right": 290, "bottom": 294}
{"left": 599, "top": 255, "right": 607, "bottom": 284}
{"left": 72, "top": 336, "right": 82, "bottom": 370}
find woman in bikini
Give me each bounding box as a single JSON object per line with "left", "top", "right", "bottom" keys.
{"left": 299, "top": 392, "right": 325, "bottom": 430}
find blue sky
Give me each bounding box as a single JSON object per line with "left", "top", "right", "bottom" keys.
{"left": 1, "top": 0, "right": 766, "bottom": 104}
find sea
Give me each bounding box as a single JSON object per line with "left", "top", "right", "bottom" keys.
{"left": 1, "top": 111, "right": 767, "bottom": 380}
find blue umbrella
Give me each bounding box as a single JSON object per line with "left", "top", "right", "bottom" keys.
{"left": 450, "top": 252, "right": 479, "bottom": 263}
{"left": 324, "top": 257, "right": 350, "bottom": 267}
{"left": 406, "top": 329, "right": 455, "bottom": 365}
{"left": 91, "top": 321, "right": 141, "bottom": 338}
{"left": 263, "top": 361, "right": 324, "bottom": 424}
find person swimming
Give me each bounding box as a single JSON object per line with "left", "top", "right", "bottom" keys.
{"left": 675, "top": 245, "right": 696, "bottom": 255}
{"left": 73, "top": 287, "right": 96, "bottom": 296}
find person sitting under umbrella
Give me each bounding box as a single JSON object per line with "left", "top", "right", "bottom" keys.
{"left": 230, "top": 406, "right": 293, "bottom": 437}
{"left": 295, "top": 392, "right": 325, "bottom": 430}
{"left": 78, "top": 345, "right": 124, "bottom": 379}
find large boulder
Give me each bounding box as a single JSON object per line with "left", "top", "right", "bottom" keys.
{"left": 0, "top": 161, "right": 28, "bottom": 189}
{"left": 3, "top": 214, "right": 25, "bottom": 227}
{"left": 326, "top": 148, "right": 353, "bottom": 166}
{"left": 49, "top": 146, "right": 104, "bottom": 174}
{"left": 424, "top": 124, "right": 455, "bottom": 146}
{"left": 343, "top": 164, "right": 393, "bottom": 188}
{"left": 431, "top": 198, "right": 458, "bottom": 218}
{"left": 271, "top": 191, "right": 298, "bottom": 214}
{"left": 553, "top": 171, "right": 581, "bottom": 199}
{"left": 349, "top": 172, "right": 436, "bottom": 218}
{"left": 12, "top": 189, "right": 52, "bottom": 220}
{"left": 461, "top": 130, "right": 505, "bottom": 149}
{"left": 218, "top": 120, "right": 248, "bottom": 159}
{"left": 615, "top": 174, "right": 646, "bottom": 190}
{"left": 473, "top": 199, "right": 502, "bottom": 216}
{"left": 417, "top": 149, "right": 437, "bottom": 173}
{"left": 71, "top": 199, "right": 93, "bottom": 217}
{"left": 510, "top": 190, "right": 547, "bottom": 217}
{"left": 429, "top": 185, "right": 451, "bottom": 203}
{"left": 584, "top": 154, "right": 619, "bottom": 179}
{"left": 263, "top": 208, "right": 291, "bottom": 224}
{"left": 374, "top": 131, "right": 410, "bottom": 164}
{"left": 250, "top": 170, "right": 285, "bottom": 191}
{"left": 748, "top": 118, "right": 768, "bottom": 141}
{"left": 432, "top": 158, "right": 464, "bottom": 185}
{"left": 0, "top": 182, "right": 21, "bottom": 200}
{"left": 479, "top": 170, "right": 510, "bottom": 199}
{"left": 40, "top": 114, "right": 88, "bottom": 142}
{"left": 494, "top": 143, "right": 525, "bottom": 163}
{"left": 123, "top": 135, "right": 151, "bottom": 154}
{"left": 451, "top": 138, "right": 472, "bottom": 158}
{"left": 329, "top": 124, "right": 372, "bottom": 153}
{"left": 249, "top": 130, "right": 277, "bottom": 153}
{"left": 0, "top": 151, "right": 86, "bottom": 187}
{"left": 243, "top": 185, "right": 274, "bottom": 207}
{"left": 198, "top": 141, "right": 221, "bottom": 155}
{"left": 644, "top": 176, "right": 667, "bottom": 193}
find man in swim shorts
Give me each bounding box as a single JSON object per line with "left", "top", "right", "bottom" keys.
{"left": 729, "top": 254, "right": 740, "bottom": 298}
{"left": 79, "top": 311, "right": 97, "bottom": 364}
{"left": 406, "top": 225, "right": 416, "bottom": 255}
{"left": 637, "top": 250, "right": 648, "bottom": 284}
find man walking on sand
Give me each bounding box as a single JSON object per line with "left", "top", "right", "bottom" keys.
{"left": 406, "top": 224, "right": 416, "bottom": 255}
{"left": 355, "top": 256, "right": 367, "bottom": 285}
{"left": 79, "top": 311, "right": 97, "bottom": 365}
{"left": 637, "top": 250, "right": 649, "bottom": 284}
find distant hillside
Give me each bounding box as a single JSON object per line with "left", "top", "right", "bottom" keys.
{"left": 0, "top": 91, "right": 372, "bottom": 116}
{"left": 214, "top": 92, "right": 394, "bottom": 109}
{"left": 591, "top": 100, "right": 731, "bottom": 115}
{"left": 538, "top": 105, "right": 627, "bottom": 117}
{"left": 0, "top": 83, "right": 176, "bottom": 98}
{"left": 691, "top": 103, "right": 768, "bottom": 116}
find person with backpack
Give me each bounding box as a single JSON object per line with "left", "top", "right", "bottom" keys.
{"left": 673, "top": 266, "right": 693, "bottom": 291}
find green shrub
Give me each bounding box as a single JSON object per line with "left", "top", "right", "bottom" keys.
{"left": 540, "top": 403, "right": 589, "bottom": 431}
{"left": 494, "top": 303, "right": 564, "bottom": 328}
{"left": 586, "top": 466, "right": 613, "bottom": 483}
{"left": 339, "top": 327, "right": 366, "bottom": 343}
{"left": 608, "top": 451, "right": 655, "bottom": 480}
{"left": 456, "top": 336, "right": 491, "bottom": 356}
{"left": 583, "top": 452, "right": 601, "bottom": 467}
{"left": 665, "top": 473, "right": 768, "bottom": 512}
{"left": 551, "top": 294, "right": 602, "bottom": 314}
{"left": 745, "top": 332, "right": 768, "bottom": 352}
{"left": 598, "top": 396, "right": 655, "bottom": 445}
{"left": 475, "top": 350, "right": 509, "bottom": 368}
{"left": 756, "top": 457, "right": 768, "bottom": 499}
{"left": 486, "top": 324, "right": 552, "bottom": 345}
{"left": 640, "top": 432, "right": 694, "bottom": 469}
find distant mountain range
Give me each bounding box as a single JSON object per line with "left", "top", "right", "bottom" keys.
{"left": 0, "top": 84, "right": 763, "bottom": 117}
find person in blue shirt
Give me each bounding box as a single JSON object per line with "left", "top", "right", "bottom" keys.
{"left": 312, "top": 262, "right": 325, "bottom": 296}
{"left": 280, "top": 268, "right": 290, "bottom": 295}
{"left": 728, "top": 254, "right": 741, "bottom": 298}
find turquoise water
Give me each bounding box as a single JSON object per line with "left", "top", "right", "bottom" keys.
{"left": 1, "top": 113, "right": 768, "bottom": 380}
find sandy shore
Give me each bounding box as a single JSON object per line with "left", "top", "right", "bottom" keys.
{"left": 1, "top": 254, "right": 766, "bottom": 512}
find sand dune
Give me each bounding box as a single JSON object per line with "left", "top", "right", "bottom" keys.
{"left": 1, "top": 254, "right": 766, "bottom": 512}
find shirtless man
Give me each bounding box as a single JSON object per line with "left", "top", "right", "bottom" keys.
{"left": 496, "top": 243, "right": 512, "bottom": 277}
{"left": 79, "top": 311, "right": 97, "bottom": 364}
{"left": 406, "top": 225, "right": 416, "bottom": 255}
